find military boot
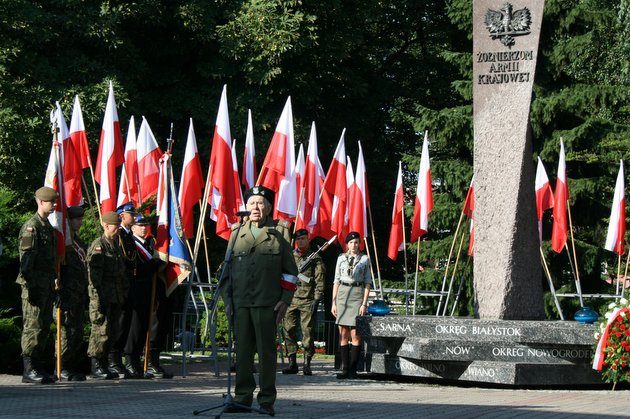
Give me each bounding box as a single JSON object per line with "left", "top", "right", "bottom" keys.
{"left": 282, "top": 354, "right": 298, "bottom": 374}
{"left": 124, "top": 355, "right": 142, "bottom": 379}
{"left": 303, "top": 355, "right": 313, "bottom": 376}
{"left": 91, "top": 358, "right": 117, "bottom": 380}
{"left": 147, "top": 350, "right": 173, "bottom": 379}
{"left": 336, "top": 345, "right": 350, "bottom": 379}
{"left": 107, "top": 351, "right": 125, "bottom": 375}
{"left": 22, "top": 357, "right": 53, "bottom": 384}
{"left": 348, "top": 345, "right": 360, "bottom": 379}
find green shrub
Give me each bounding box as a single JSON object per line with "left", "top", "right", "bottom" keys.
{"left": 0, "top": 314, "right": 22, "bottom": 374}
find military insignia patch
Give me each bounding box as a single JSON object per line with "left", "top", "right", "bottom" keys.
{"left": 26, "top": 227, "right": 34, "bottom": 233}
{"left": 94, "top": 246, "right": 102, "bottom": 253}
{"left": 485, "top": 2, "right": 531, "bottom": 48}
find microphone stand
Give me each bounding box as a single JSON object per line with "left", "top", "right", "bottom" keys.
{"left": 193, "top": 212, "right": 269, "bottom": 417}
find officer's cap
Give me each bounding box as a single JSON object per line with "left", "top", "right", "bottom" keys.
{"left": 345, "top": 231, "right": 361, "bottom": 244}
{"left": 67, "top": 206, "right": 85, "bottom": 219}
{"left": 244, "top": 186, "right": 274, "bottom": 207}
{"left": 294, "top": 229, "right": 309, "bottom": 239}
{"left": 116, "top": 202, "right": 137, "bottom": 215}
{"left": 102, "top": 211, "right": 121, "bottom": 225}
{"left": 134, "top": 214, "right": 149, "bottom": 225}
{"left": 35, "top": 186, "right": 59, "bottom": 202}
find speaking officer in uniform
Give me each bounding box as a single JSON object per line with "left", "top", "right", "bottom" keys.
{"left": 86, "top": 211, "right": 127, "bottom": 380}
{"left": 221, "top": 186, "right": 299, "bottom": 416}
{"left": 57, "top": 206, "right": 88, "bottom": 381}
{"left": 110, "top": 202, "right": 136, "bottom": 376}
{"left": 16, "top": 186, "right": 58, "bottom": 384}
{"left": 282, "top": 229, "right": 325, "bottom": 376}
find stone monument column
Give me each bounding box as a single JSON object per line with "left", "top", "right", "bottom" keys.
{"left": 473, "top": 0, "right": 546, "bottom": 319}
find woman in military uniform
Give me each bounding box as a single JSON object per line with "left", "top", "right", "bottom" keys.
{"left": 331, "top": 231, "right": 372, "bottom": 379}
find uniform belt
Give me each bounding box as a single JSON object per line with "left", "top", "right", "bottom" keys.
{"left": 340, "top": 281, "right": 363, "bottom": 287}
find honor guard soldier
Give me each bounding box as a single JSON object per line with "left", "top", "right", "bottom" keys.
{"left": 110, "top": 202, "right": 136, "bottom": 376}
{"left": 282, "top": 229, "right": 325, "bottom": 376}
{"left": 57, "top": 206, "right": 88, "bottom": 381}
{"left": 86, "top": 211, "right": 127, "bottom": 379}
{"left": 220, "top": 186, "right": 299, "bottom": 416}
{"left": 16, "top": 187, "right": 59, "bottom": 384}
{"left": 123, "top": 215, "right": 158, "bottom": 378}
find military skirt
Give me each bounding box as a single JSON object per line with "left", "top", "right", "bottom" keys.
{"left": 335, "top": 283, "right": 364, "bottom": 327}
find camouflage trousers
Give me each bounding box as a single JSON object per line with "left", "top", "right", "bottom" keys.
{"left": 87, "top": 300, "right": 124, "bottom": 359}
{"left": 20, "top": 285, "right": 53, "bottom": 359}
{"left": 59, "top": 304, "right": 85, "bottom": 368}
{"left": 283, "top": 299, "right": 316, "bottom": 357}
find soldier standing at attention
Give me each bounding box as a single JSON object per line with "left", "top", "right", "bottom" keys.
{"left": 221, "top": 186, "right": 298, "bottom": 416}
{"left": 112, "top": 202, "right": 137, "bottom": 377}
{"left": 16, "top": 186, "right": 59, "bottom": 384}
{"left": 57, "top": 206, "right": 88, "bottom": 381}
{"left": 282, "top": 229, "right": 325, "bottom": 376}
{"left": 86, "top": 211, "right": 127, "bottom": 380}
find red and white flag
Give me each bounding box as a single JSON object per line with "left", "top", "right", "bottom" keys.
{"left": 315, "top": 130, "right": 347, "bottom": 242}
{"left": 117, "top": 116, "right": 139, "bottom": 207}
{"left": 410, "top": 132, "right": 433, "bottom": 243}
{"left": 463, "top": 178, "right": 475, "bottom": 257}
{"left": 551, "top": 139, "right": 569, "bottom": 253}
{"left": 604, "top": 160, "right": 626, "bottom": 255}
{"left": 295, "top": 144, "right": 305, "bottom": 206}
{"left": 136, "top": 117, "right": 163, "bottom": 201}
{"left": 53, "top": 102, "right": 83, "bottom": 207}
{"left": 258, "top": 97, "right": 297, "bottom": 220}
{"left": 208, "top": 85, "right": 239, "bottom": 240}
{"left": 231, "top": 140, "right": 245, "bottom": 213}
{"left": 348, "top": 141, "right": 368, "bottom": 241}
{"left": 178, "top": 119, "right": 204, "bottom": 239}
{"left": 387, "top": 162, "right": 405, "bottom": 260}
{"left": 344, "top": 156, "right": 354, "bottom": 241}
{"left": 295, "top": 122, "right": 325, "bottom": 232}
{"left": 69, "top": 95, "right": 92, "bottom": 171}
{"left": 535, "top": 157, "right": 555, "bottom": 242}
{"left": 241, "top": 109, "right": 257, "bottom": 190}
{"left": 94, "top": 82, "right": 124, "bottom": 213}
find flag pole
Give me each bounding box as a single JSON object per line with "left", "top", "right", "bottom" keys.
{"left": 363, "top": 237, "right": 377, "bottom": 294}
{"left": 449, "top": 257, "right": 472, "bottom": 316}
{"left": 539, "top": 247, "right": 564, "bottom": 320}
{"left": 202, "top": 224, "right": 212, "bottom": 281}
{"left": 564, "top": 243, "right": 584, "bottom": 307}
{"left": 84, "top": 151, "right": 102, "bottom": 223}
{"left": 143, "top": 272, "right": 158, "bottom": 374}
{"left": 401, "top": 206, "right": 409, "bottom": 315}
{"left": 293, "top": 187, "right": 305, "bottom": 235}
{"left": 624, "top": 251, "right": 630, "bottom": 293}
{"left": 367, "top": 202, "right": 383, "bottom": 298}
{"left": 436, "top": 208, "right": 466, "bottom": 316}
{"left": 441, "top": 231, "right": 466, "bottom": 316}
{"left": 566, "top": 204, "right": 585, "bottom": 305}
{"left": 412, "top": 239, "right": 421, "bottom": 316}
{"left": 616, "top": 252, "right": 623, "bottom": 297}
{"left": 50, "top": 116, "right": 63, "bottom": 381}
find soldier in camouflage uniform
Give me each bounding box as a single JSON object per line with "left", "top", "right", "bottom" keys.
{"left": 16, "top": 187, "right": 59, "bottom": 384}
{"left": 86, "top": 211, "right": 127, "bottom": 380}
{"left": 282, "top": 229, "right": 325, "bottom": 376}
{"left": 57, "top": 206, "right": 88, "bottom": 381}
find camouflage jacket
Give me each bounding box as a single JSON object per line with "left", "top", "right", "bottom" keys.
{"left": 292, "top": 248, "right": 325, "bottom": 302}
{"left": 87, "top": 234, "right": 127, "bottom": 307}
{"left": 16, "top": 212, "right": 57, "bottom": 292}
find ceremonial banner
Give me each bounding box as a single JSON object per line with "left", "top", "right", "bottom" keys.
{"left": 387, "top": 162, "right": 404, "bottom": 260}
{"left": 604, "top": 160, "right": 625, "bottom": 255}
{"left": 178, "top": 119, "right": 204, "bottom": 239}
{"left": 410, "top": 132, "right": 433, "bottom": 243}
{"left": 534, "top": 157, "right": 554, "bottom": 242}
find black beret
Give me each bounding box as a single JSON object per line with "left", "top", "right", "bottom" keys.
{"left": 345, "top": 231, "right": 361, "bottom": 243}
{"left": 294, "top": 228, "right": 309, "bottom": 239}
{"left": 35, "top": 186, "right": 59, "bottom": 202}
{"left": 244, "top": 186, "right": 274, "bottom": 207}
{"left": 67, "top": 206, "right": 85, "bottom": 219}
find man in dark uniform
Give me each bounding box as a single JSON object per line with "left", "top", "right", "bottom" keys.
{"left": 282, "top": 229, "right": 325, "bottom": 376}
{"left": 16, "top": 186, "right": 58, "bottom": 384}
{"left": 221, "top": 186, "right": 298, "bottom": 416}
{"left": 147, "top": 262, "right": 174, "bottom": 379}
{"left": 123, "top": 214, "right": 157, "bottom": 378}
{"left": 86, "top": 211, "right": 127, "bottom": 380}
{"left": 112, "top": 202, "right": 136, "bottom": 377}
{"left": 58, "top": 205, "right": 88, "bottom": 381}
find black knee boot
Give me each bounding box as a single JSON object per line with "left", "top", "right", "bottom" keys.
{"left": 336, "top": 345, "right": 350, "bottom": 379}
{"left": 282, "top": 354, "right": 299, "bottom": 374}
{"left": 348, "top": 345, "right": 360, "bottom": 379}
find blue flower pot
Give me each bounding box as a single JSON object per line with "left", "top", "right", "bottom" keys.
{"left": 574, "top": 306, "right": 599, "bottom": 324}
{"left": 368, "top": 300, "right": 391, "bottom": 316}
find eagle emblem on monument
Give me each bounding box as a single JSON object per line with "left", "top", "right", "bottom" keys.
{"left": 484, "top": 3, "right": 531, "bottom": 48}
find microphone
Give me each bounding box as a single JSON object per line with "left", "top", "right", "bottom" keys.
{"left": 236, "top": 211, "right": 251, "bottom": 217}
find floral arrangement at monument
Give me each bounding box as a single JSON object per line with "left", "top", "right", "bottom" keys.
{"left": 593, "top": 298, "right": 630, "bottom": 388}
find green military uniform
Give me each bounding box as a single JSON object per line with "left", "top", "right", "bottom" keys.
{"left": 59, "top": 234, "right": 88, "bottom": 377}
{"left": 223, "top": 216, "right": 298, "bottom": 407}
{"left": 16, "top": 213, "right": 57, "bottom": 365}
{"left": 283, "top": 248, "right": 325, "bottom": 359}
{"left": 86, "top": 234, "right": 127, "bottom": 360}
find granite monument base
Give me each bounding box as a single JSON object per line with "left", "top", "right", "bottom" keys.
{"left": 357, "top": 316, "right": 602, "bottom": 386}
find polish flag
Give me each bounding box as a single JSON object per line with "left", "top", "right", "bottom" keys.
{"left": 178, "top": 119, "right": 204, "bottom": 239}
{"left": 136, "top": 117, "right": 163, "bottom": 201}
{"left": 295, "top": 144, "right": 305, "bottom": 207}
{"left": 315, "top": 130, "right": 347, "bottom": 242}
{"left": 295, "top": 122, "right": 325, "bottom": 232}
{"left": 387, "top": 162, "right": 405, "bottom": 260}
{"left": 348, "top": 141, "right": 368, "bottom": 241}
{"left": 551, "top": 140, "right": 569, "bottom": 253}
{"left": 208, "top": 85, "right": 239, "bottom": 240}
{"left": 241, "top": 109, "right": 257, "bottom": 190}
{"left": 258, "top": 97, "right": 297, "bottom": 220}
{"left": 604, "top": 160, "right": 626, "bottom": 255}
{"left": 535, "top": 157, "right": 555, "bottom": 242}
{"left": 344, "top": 156, "right": 354, "bottom": 242}
{"left": 410, "top": 132, "right": 433, "bottom": 243}
{"left": 231, "top": 140, "right": 245, "bottom": 212}
{"left": 53, "top": 102, "right": 82, "bottom": 207}
{"left": 69, "top": 95, "right": 92, "bottom": 170}
{"left": 463, "top": 179, "right": 475, "bottom": 257}
{"left": 116, "top": 116, "right": 139, "bottom": 207}
{"left": 94, "top": 82, "right": 124, "bottom": 213}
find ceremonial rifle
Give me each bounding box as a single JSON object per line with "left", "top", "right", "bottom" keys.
{"left": 298, "top": 235, "right": 337, "bottom": 274}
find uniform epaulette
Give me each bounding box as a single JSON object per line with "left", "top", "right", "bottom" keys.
{"left": 276, "top": 219, "right": 291, "bottom": 229}
{"left": 231, "top": 223, "right": 240, "bottom": 231}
